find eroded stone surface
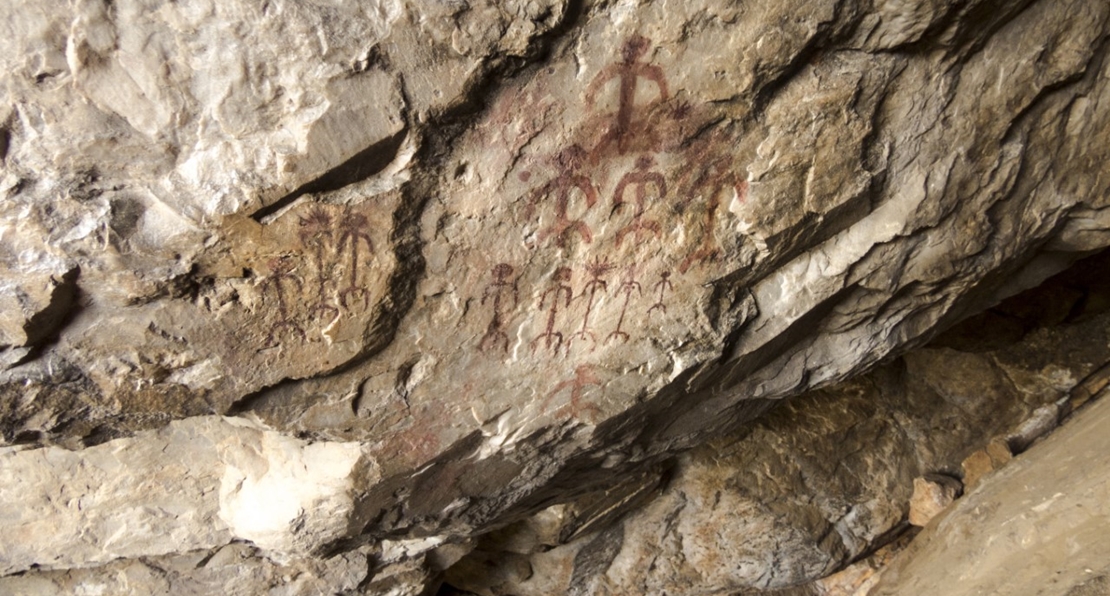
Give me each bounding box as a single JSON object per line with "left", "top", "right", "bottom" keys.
{"left": 0, "top": 416, "right": 371, "bottom": 574}
{"left": 871, "top": 393, "right": 1110, "bottom": 596}
{"left": 1, "top": 0, "right": 1109, "bottom": 593}
{"left": 444, "top": 305, "right": 1110, "bottom": 594}
{"left": 0, "top": 544, "right": 376, "bottom": 596}
{"left": 907, "top": 475, "right": 961, "bottom": 527}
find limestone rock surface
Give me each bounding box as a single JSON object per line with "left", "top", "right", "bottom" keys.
{"left": 1, "top": 0, "right": 1110, "bottom": 594}
{"left": 907, "top": 475, "right": 961, "bottom": 527}
{"left": 446, "top": 296, "right": 1110, "bottom": 594}
{"left": 871, "top": 393, "right": 1110, "bottom": 596}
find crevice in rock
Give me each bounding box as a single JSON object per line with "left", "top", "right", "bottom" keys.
{"left": 0, "top": 126, "right": 10, "bottom": 162}
{"left": 9, "top": 267, "right": 83, "bottom": 369}
{"left": 249, "top": 126, "right": 411, "bottom": 223}
{"left": 890, "top": 0, "right": 1039, "bottom": 58}
{"left": 932, "top": 248, "right": 1110, "bottom": 351}
{"left": 947, "top": 0, "right": 1044, "bottom": 59}
{"left": 1000, "top": 33, "right": 1110, "bottom": 149}
{"left": 19, "top": 267, "right": 80, "bottom": 350}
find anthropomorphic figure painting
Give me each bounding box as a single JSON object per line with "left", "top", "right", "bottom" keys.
{"left": 480, "top": 263, "right": 519, "bottom": 354}
{"left": 529, "top": 145, "right": 598, "bottom": 249}
{"left": 572, "top": 256, "right": 613, "bottom": 350}
{"left": 679, "top": 159, "right": 747, "bottom": 273}
{"left": 543, "top": 364, "right": 603, "bottom": 421}
{"left": 263, "top": 255, "right": 305, "bottom": 346}
{"left": 608, "top": 265, "right": 642, "bottom": 344}
{"left": 586, "top": 35, "right": 670, "bottom": 156}
{"left": 298, "top": 206, "right": 340, "bottom": 322}
{"left": 336, "top": 210, "right": 374, "bottom": 309}
{"left": 612, "top": 155, "right": 666, "bottom": 246}
{"left": 532, "top": 267, "right": 575, "bottom": 354}
{"left": 648, "top": 270, "right": 673, "bottom": 316}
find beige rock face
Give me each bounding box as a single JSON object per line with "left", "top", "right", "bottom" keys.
{"left": 907, "top": 475, "right": 961, "bottom": 527}
{"left": 0, "top": 417, "right": 370, "bottom": 574}
{"left": 0, "top": 0, "right": 1109, "bottom": 593}
{"left": 0, "top": 544, "right": 377, "bottom": 596}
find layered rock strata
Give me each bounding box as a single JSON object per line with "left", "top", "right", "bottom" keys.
{"left": 445, "top": 281, "right": 1110, "bottom": 594}
{"left": 1, "top": 0, "right": 1110, "bottom": 593}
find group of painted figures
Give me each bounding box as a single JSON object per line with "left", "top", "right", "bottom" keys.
{"left": 499, "top": 147, "right": 744, "bottom": 354}
{"left": 262, "top": 206, "right": 375, "bottom": 345}
{"left": 478, "top": 257, "right": 674, "bottom": 355}
{"left": 474, "top": 36, "right": 749, "bottom": 356}
{"left": 261, "top": 36, "right": 746, "bottom": 356}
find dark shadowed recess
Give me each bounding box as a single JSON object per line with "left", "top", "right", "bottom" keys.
{"left": 931, "top": 249, "right": 1110, "bottom": 352}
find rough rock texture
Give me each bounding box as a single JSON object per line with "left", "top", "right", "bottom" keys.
{"left": 871, "top": 392, "right": 1110, "bottom": 596}
{"left": 960, "top": 438, "right": 1013, "bottom": 490}
{"left": 1, "top": 417, "right": 370, "bottom": 573}
{"left": 445, "top": 294, "right": 1110, "bottom": 594}
{"left": 813, "top": 533, "right": 915, "bottom": 596}
{"left": 907, "top": 475, "right": 961, "bottom": 527}
{"left": 2, "top": 0, "right": 1110, "bottom": 593}
{"left": 0, "top": 545, "right": 378, "bottom": 596}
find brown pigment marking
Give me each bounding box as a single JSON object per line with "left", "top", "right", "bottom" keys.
{"left": 607, "top": 264, "right": 642, "bottom": 344}
{"left": 336, "top": 209, "right": 374, "bottom": 309}
{"left": 648, "top": 270, "right": 673, "bottom": 317}
{"left": 486, "top": 87, "right": 556, "bottom": 156}
{"left": 679, "top": 161, "right": 748, "bottom": 274}
{"left": 612, "top": 155, "right": 667, "bottom": 246}
{"left": 400, "top": 424, "right": 441, "bottom": 463}
{"left": 531, "top": 267, "right": 574, "bottom": 355}
{"left": 529, "top": 145, "right": 598, "bottom": 249}
{"left": 571, "top": 256, "right": 614, "bottom": 350}
{"left": 586, "top": 35, "right": 670, "bottom": 157}
{"left": 479, "top": 263, "right": 520, "bottom": 354}
{"left": 378, "top": 412, "right": 445, "bottom": 468}
{"left": 543, "top": 364, "right": 603, "bottom": 421}
{"left": 262, "top": 255, "right": 306, "bottom": 346}
{"left": 298, "top": 206, "right": 340, "bottom": 322}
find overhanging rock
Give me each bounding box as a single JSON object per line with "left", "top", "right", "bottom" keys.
{"left": 1, "top": 0, "right": 1109, "bottom": 593}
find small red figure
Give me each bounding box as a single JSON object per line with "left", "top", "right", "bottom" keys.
{"left": 336, "top": 209, "right": 374, "bottom": 309}
{"left": 543, "top": 364, "right": 603, "bottom": 421}
{"left": 648, "top": 270, "right": 673, "bottom": 317}
{"left": 298, "top": 206, "right": 340, "bottom": 322}
{"left": 679, "top": 160, "right": 747, "bottom": 273}
{"left": 607, "top": 265, "right": 642, "bottom": 344}
{"left": 262, "top": 255, "right": 305, "bottom": 346}
{"left": 479, "top": 263, "right": 519, "bottom": 354}
{"left": 571, "top": 256, "right": 614, "bottom": 349}
{"left": 612, "top": 155, "right": 666, "bottom": 246}
{"left": 529, "top": 145, "right": 598, "bottom": 249}
{"left": 531, "top": 267, "right": 574, "bottom": 354}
